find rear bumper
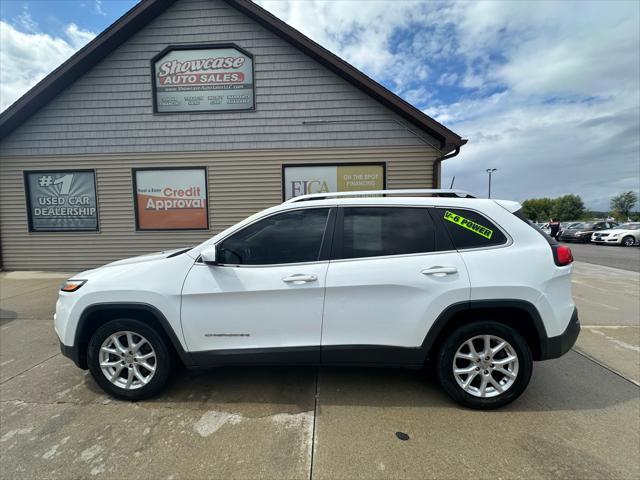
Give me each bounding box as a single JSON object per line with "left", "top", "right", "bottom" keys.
{"left": 539, "top": 307, "right": 580, "bottom": 360}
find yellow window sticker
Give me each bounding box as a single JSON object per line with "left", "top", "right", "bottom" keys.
{"left": 444, "top": 210, "right": 494, "bottom": 239}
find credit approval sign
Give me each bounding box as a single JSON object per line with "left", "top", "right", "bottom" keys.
{"left": 283, "top": 164, "right": 385, "bottom": 200}
{"left": 152, "top": 45, "right": 254, "bottom": 113}
{"left": 133, "top": 168, "right": 208, "bottom": 230}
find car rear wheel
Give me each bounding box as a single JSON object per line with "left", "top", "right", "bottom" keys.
{"left": 622, "top": 236, "right": 635, "bottom": 247}
{"left": 436, "top": 321, "right": 532, "bottom": 409}
{"left": 87, "top": 318, "right": 172, "bottom": 400}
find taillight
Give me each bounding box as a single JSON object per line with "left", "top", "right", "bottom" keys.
{"left": 553, "top": 245, "right": 573, "bottom": 266}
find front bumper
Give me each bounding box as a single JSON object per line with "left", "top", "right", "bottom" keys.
{"left": 539, "top": 308, "right": 580, "bottom": 360}
{"left": 59, "top": 341, "right": 84, "bottom": 368}
{"left": 592, "top": 237, "right": 620, "bottom": 244}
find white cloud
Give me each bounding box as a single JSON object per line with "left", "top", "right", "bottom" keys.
{"left": 0, "top": 1, "right": 637, "bottom": 210}
{"left": 0, "top": 21, "right": 96, "bottom": 111}
{"left": 426, "top": 1, "right": 640, "bottom": 209}
{"left": 258, "top": 0, "right": 435, "bottom": 92}
{"left": 436, "top": 97, "right": 640, "bottom": 209}
{"left": 95, "top": 0, "right": 107, "bottom": 17}
{"left": 65, "top": 23, "right": 97, "bottom": 49}
{"left": 15, "top": 6, "right": 38, "bottom": 33}
{"left": 258, "top": 0, "right": 640, "bottom": 210}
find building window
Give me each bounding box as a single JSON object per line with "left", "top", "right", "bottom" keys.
{"left": 282, "top": 163, "right": 385, "bottom": 200}
{"left": 133, "top": 167, "right": 209, "bottom": 231}
{"left": 24, "top": 170, "right": 99, "bottom": 232}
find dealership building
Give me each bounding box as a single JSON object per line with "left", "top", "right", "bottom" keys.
{"left": 0, "top": 0, "right": 466, "bottom": 271}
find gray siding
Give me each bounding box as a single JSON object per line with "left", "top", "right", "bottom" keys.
{"left": 0, "top": 146, "right": 437, "bottom": 271}
{"left": 0, "top": 0, "right": 438, "bottom": 156}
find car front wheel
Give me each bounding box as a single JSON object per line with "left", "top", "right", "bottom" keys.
{"left": 622, "top": 236, "right": 636, "bottom": 247}
{"left": 87, "top": 318, "right": 172, "bottom": 400}
{"left": 436, "top": 321, "right": 532, "bottom": 409}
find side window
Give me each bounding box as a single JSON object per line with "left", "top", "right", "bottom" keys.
{"left": 440, "top": 208, "right": 507, "bottom": 249}
{"left": 340, "top": 207, "right": 435, "bottom": 259}
{"left": 218, "top": 208, "right": 330, "bottom": 265}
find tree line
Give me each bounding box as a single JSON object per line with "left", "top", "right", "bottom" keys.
{"left": 522, "top": 191, "right": 638, "bottom": 222}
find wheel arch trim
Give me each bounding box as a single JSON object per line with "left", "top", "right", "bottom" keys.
{"left": 73, "top": 302, "right": 192, "bottom": 369}
{"left": 421, "top": 299, "right": 550, "bottom": 362}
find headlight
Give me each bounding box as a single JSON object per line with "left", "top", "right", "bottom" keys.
{"left": 60, "top": 279, "right": 87, "bottom": 292}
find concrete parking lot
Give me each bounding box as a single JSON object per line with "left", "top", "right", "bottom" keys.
{"left": 567, "top": 242, "right": 640, "bottom": 272}
{"left": 1, "top": 252, "right": 639, "bottom": 479}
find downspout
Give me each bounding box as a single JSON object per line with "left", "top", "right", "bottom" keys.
{"left": 432, "top": 140, "right": 467, "bottom": 188}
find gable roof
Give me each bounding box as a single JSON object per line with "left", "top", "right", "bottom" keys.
{"left": 0, "top": 0, "right": 466, "bottom": 153}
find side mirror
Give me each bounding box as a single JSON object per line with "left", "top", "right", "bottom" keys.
{"left": 200, "top": 245, "right": 218, "bottom": 265}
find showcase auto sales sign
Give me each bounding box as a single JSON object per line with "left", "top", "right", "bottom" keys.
{"left": 153, "top": 46, "right": 254, "bottom": 112}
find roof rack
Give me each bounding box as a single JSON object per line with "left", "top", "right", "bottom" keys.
{"left": 284, "top": 189, "right": 476, "bottom": 203}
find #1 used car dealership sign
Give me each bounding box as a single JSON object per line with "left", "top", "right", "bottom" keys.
{"left": 152, "top": 45, "right": 254, "bottom": 113}
{"left": 24, "top": 170, "right": 99, "bottom": 232}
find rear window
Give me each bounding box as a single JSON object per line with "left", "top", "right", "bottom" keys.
{"left": 441, "top": 209, "right": 508, "bottom": 249}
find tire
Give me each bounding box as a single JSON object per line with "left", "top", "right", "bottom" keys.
{"left": 622, "top": 236, "right": 635, "bottom": 247}
{"left": 436, "top": 321, "right": 533, "bottom": 410}
{"left": 87, "top": 318, "right": 173, "bottom": 400}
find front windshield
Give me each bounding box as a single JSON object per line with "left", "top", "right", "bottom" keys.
{"left": 620, "top": 223, "right": 640, "bottom": 230}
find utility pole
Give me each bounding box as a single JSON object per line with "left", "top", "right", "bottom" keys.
{"left": 486, "top": 168, "right": 497, "bottom": 198}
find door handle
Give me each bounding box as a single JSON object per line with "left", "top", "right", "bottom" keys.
{"left": 282, "top": 274, "right": 318, "bottom": 284}
{"left": 421, "top": 266, "right": 458, "bottom": 277}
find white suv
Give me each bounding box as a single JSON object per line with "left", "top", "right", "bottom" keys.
{"left": 55, "top": 190, "right": 579, "bottom": 409}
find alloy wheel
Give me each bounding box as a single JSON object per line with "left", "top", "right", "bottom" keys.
{"left": 99, "top": 331, "right": 157, "bottom": 390}
{"left": 452, "top": 334, "right": 519, "bottom": 398}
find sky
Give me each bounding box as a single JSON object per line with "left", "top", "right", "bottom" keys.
{"left": 0, "top": 0, "right": 639, "bottom": 210}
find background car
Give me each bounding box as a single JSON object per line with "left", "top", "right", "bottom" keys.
{"left": 591, "top": 222, "right": 640, "bottom": 246}
{"left": 558, "top": 221, "right": 618, "bottom": 243}
{"left": 556, "top": 222, "right": 581, "bottom": 239}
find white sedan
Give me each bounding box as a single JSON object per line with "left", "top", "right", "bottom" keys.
{"left": 591, "top": 222, "right": 640, "bottom": 246}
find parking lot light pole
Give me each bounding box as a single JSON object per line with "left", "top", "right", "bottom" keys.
{"left": 486, "top": 168, "right": 497, "bottom": 198}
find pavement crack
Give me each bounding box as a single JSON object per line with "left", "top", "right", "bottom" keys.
{"left": 0, "top": 352, "right": 60, "bottom": 385}
{"left": 309, "top": 366, "right": 319, "bottom": 480}
{"left": 571, "top": 348, "right": 640, "bottom": 387}
{"left": 0, "top": 399, "right": 84, "bottom": 407}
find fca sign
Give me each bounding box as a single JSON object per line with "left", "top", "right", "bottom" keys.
{"left": 291, "top": 180, "right": 330, "bottom": 197}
